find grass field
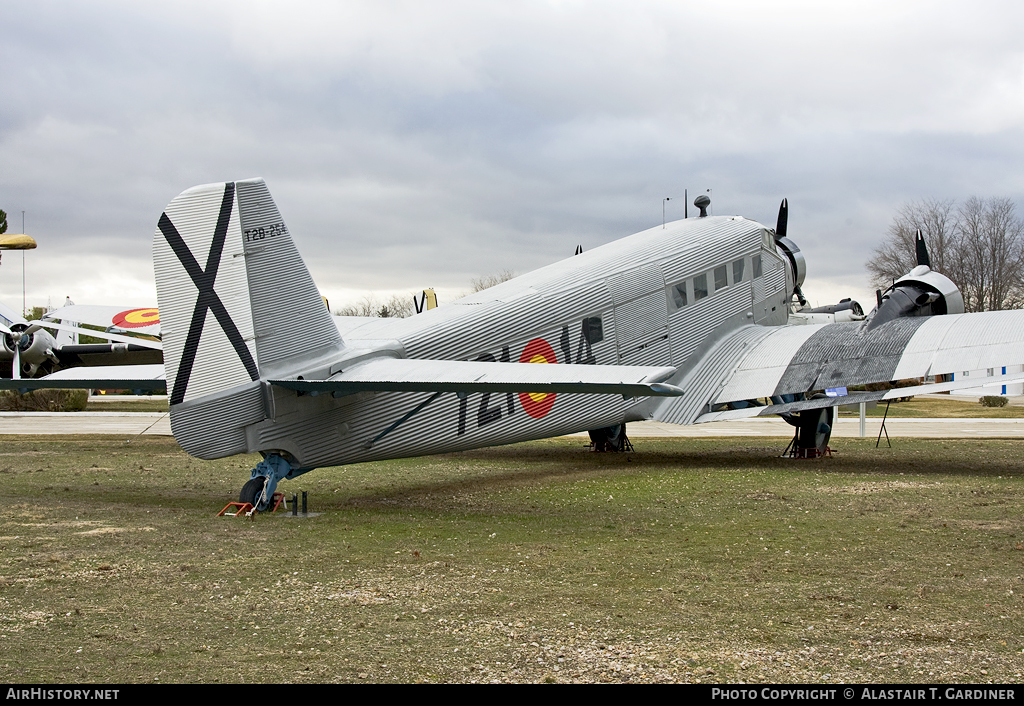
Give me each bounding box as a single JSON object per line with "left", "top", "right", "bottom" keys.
{"left": 0, "top": 434, "right": 1022, "bottom": 684}
{"left": 81, "top": 394, "right": 1024, "bottom": 418}
{"left": 85, "top": 397, "right": 169, "bottom": 413}
{"left": 838, "top": 397, "right": 1024, "bottom": 419}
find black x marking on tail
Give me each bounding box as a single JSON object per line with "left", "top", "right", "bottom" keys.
{"left": 159, "top": 182, "right": 259, "bottom": 405}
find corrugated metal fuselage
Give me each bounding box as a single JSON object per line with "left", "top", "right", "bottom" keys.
{"left": 242, "top": 215, "right": 793, "bottom": 470}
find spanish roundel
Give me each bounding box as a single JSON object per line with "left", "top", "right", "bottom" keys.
{"left": 518, "top": 337, "right": 558, "bottom": 418}
{"left": 112, "top": 308, "right": 160, "bottom": 329}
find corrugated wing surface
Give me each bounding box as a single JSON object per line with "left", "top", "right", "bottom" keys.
{"left": 714, "top": 324, "right": 823, "bottom": 403}
{"left": 893, "top": 310, "right": 1024, "bottom": 379}
{"left": 654, "top": 325, "right": 773, "bottom": 425}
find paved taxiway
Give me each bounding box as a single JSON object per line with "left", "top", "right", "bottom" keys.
{"left": 4, "top": 411, "right": 1024, "bottom": 438}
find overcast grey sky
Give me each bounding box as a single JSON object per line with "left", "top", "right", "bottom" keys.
{"left": 3, "top": 0, "right": 1023, "bottom": 313}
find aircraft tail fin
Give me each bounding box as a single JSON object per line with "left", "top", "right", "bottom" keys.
{"left": 153, "top": 178, "right": 343, "bottom": 458}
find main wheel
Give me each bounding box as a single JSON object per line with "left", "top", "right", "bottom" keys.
{"left": 588, "top": 424, "right": 624, "bottom": 452}
{"left": 796, "top": 406, "right": 833, "bottom": 455}
{"left": 239, "top": 476, "right": 269, "bottom": 511}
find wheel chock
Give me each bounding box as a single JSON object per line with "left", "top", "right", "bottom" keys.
{"left": 218, "top": 502, "right": 254, "bottom": 517}
{"left": 217, "top": 492, "right": 286, "bottom": 517}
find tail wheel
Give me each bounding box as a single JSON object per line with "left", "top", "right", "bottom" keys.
{"left": 239, "top": 476, "right": 269, "bottom": 511}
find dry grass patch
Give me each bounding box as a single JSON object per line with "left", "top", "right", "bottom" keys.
{"left": 0, "top": 435, "right": 1021, "bottom": 683}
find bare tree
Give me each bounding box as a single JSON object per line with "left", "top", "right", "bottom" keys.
{"left": 867, "top": 199, "right": 957, "bottom": 290}
{"left": 469, "top": 269, "right": 517, "bottom": 293}
{"left": 979, "top": 197, "right": 1024, "bottom": 311}
{"left": 867, "top": 197, "right": 1024, "bottom": 312}
{"left": 334, "top": 292, "right": 416, "bottom": 318}
{"left": 339, "top": 271, "right": 519, "bottom": 316}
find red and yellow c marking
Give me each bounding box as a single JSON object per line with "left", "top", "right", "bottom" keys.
{"left": 518, "top": 338, "right": 558, "bottom": 419}
{"left": 112, "top": 308, "right": 160, "bottom": 329}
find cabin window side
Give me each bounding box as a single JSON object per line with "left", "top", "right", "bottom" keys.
{"left": 693, "top": 273, "right": 709, "bottom": 301}
{"left": 732, "top": 258, "right": 745, "bottom": 283}
{"left": 669, "top": 281, "right": 689, "bottom": 311}
{"left": 713, "top": 265, "right": 728, "bottom": 291}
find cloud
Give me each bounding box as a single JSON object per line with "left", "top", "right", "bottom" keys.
{"left": 2, "top": 0, "right": 1023, "bottom": 312}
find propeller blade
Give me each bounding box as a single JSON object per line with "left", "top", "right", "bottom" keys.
{"left": 775, "top": 198, "right": 788, "bottom": 240}
{"left": 915, "top": 229, "right": 931, "bottom": 268}
{"left": 12, "top": 342, "right": 20, "bottom": 380}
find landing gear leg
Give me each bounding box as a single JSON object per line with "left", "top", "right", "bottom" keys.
{"left": 793, "top": 406, "right": 834, "bottom": 457}
{"left": 239, "top": 454, "right": 294, "bottom": 512}
{"left": 588, "top": 423, "right": 632, "bottom": 452}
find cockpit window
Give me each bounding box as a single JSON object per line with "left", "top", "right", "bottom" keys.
{"left": 671, "top": 282, "right": 688, "bottom": 309}
{"left": 752, "top": 254, "right": 762, "bottom": 279}
{"left": 732, "top": 258, "right": 745, "bottom": 283}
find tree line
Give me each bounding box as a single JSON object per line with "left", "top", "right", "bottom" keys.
{"left": 334, "top": 269, "right": 517, "bottom": 318}
{"left": 867, "top": 197, "right": 1024, "bottom": 312}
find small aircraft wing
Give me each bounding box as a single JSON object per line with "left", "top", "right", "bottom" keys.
{"left": 52, "top": 342, "right": 163, "bottom": 368}
{"left": 30, "top": 321, "right": 163, "bottom": 350}
{"left": 0, "top": 364, "right": 166, "bottom": 392}
{"left": 654, "top": 309, "right": 1024, "bottom": 425}
{"left": 272, "top": 357, "right": 684, "bottom": 398}
{"left": 43, "top": 304, "right": 161, "bottom": 337}
{"left": 697, "top": 370, "right": 1024, "bottom": 423}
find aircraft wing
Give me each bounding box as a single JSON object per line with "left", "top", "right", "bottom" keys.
{"left": 30, "top": 321, "right": 163, "bottom": 350}
{"left": 272, "top": 357, "right": 684, "bottom": 397}
{"left": 0, "top": 354, "right": 678, "bottom": 397}
{"left": 42, "top": 304, "right": 161, "bottom": 337}
{"left": 653, "top": 310, "right": 1024, "bottom": 425}
{"left": 0, "top": 364, "right": 166, "bottom": 391}
{"left": 52, "top": 342, "right": 163, "bottom": 368}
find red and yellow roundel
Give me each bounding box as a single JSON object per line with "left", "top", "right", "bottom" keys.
{"left": 112, "top": 308, "right": 160, "bottom": 329}
{"left": 518, "top": 337, "right": 558, "bottom": 419}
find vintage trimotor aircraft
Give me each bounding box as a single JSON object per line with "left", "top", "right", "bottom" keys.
{"left": 7, "top": 177, "right": 1024, "bottom": 511}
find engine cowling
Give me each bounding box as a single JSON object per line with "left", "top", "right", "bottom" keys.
{"left": 862, "top": 264, "right": 964, "bottom": 333}
{"left": 1, "top": 324, "right": 58, "bottom": 377}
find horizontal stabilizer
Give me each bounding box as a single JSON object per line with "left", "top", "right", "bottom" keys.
{"left": 272, "top": 357, "right": 683, "bottom": 397}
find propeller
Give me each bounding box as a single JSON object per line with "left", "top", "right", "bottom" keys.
{"left": 771, "top": 198, "right": 807, "bottom": 305}
{"left": 915, "top": 229, "right": 930, "bottom": 268}
{"left": 1, "top": 321, "right": 56, "bottom": 379}
{"left": 775, "top": 198, "right": 788, "bottom": 240}
{"left": 1, "top": 321, "right": 24, "bottom": 380}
